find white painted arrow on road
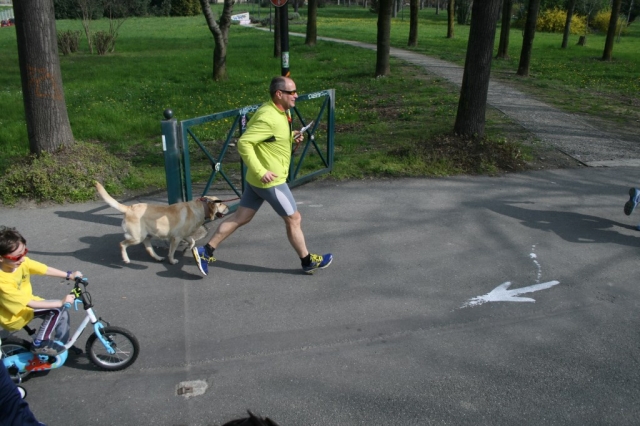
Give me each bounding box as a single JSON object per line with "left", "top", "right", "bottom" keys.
{"left": 461, "top": 280, "right": 560, "bottom": 308}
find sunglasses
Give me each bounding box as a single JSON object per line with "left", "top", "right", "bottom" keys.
{"left": 280, "top": 89, "right": 297, "bottom": 95}
{"left": 3, "top": 247, "right": 28, "bottom": 262}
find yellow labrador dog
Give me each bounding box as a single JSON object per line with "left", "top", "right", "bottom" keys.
{"left": 95, "top": 182, "right": 229, "bottom": 264}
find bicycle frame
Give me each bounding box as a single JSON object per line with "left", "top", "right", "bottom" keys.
{"left": 64, "top": 301, "right": 115, "bottom": 355}
{"left": 2, "top": 280, "right": 117, "bottom": 378}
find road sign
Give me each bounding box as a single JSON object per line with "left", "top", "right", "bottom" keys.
{"left": 271, "top": 0, "right": 288, "bottom": 7}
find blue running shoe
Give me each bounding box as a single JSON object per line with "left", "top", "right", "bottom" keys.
{"left": 192, "top": 246, "right": 215, "bottom": 276}
{"left": 303, "top": 253, "right": 333, "bottom": 275}
{"left": 624, "top": 187, "right": 640, "bottom": 216}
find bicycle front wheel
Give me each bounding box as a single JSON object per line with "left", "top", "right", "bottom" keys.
{"left": 86, "top": 326, "right": 139, "bottom": 371}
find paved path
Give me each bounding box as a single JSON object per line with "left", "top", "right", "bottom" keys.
{"left": 280, "top": 30, "right": 640, "bottom": 167}
{"left": 4, "top": 168, "right": 640, "bottom": 425}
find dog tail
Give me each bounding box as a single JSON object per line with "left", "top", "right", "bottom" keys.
{"left": 95, "top": 181, "right": 129, "bottom": 213}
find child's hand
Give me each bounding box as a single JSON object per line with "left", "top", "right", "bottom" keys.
{"left": 61, "top": 294, "right": 75, "bottom": 306}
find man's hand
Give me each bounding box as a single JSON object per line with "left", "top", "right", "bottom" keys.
{"left": 261, "top": 171, "right": 278, "bottom": 184}
{"left": 293, "top": 130, "right": 304, "bottom": 144}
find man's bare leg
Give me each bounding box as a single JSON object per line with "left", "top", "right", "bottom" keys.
{"left": 208, "top": 206, "right": 257, "bottom": 249}
{"left": 283, "top": 211, "right": 309, "bottom": 258}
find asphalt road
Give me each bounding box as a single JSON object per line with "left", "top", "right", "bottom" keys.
{"left": 3, "top": 166, "right": 640, "bottom": 425}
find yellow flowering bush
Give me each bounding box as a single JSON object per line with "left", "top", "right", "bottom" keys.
{"left": 513, "top": 8, "right": 587, "bottom": 34}
{"left": 537, "top": 8, "right": 587, "bottom": 34}
{"left": 592, "top": 9, "right": 628, "bottom": 35}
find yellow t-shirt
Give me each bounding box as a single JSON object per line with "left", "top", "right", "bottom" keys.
{"left": 0, "top": 257, "right": 46, "bottom": 331}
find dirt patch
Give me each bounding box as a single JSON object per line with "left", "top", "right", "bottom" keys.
{"left": 407, "top": 133, "right": 584, "bottom": 175}
{"left": 522, "top": 141, "right": 586, "bottom": 171}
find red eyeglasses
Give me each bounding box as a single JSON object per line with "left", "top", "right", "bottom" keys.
{"left": 3, "top": 247, "right": 28, "bottom": 262}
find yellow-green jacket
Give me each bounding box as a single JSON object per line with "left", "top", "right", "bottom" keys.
{"left": 238, "top": 100, "right": 294, "bottom": 188}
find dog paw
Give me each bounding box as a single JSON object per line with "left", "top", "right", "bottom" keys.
{"left": 169, "top": 259, "right": 179, "bottom": 265}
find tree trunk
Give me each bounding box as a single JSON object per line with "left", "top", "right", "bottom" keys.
{"left": 561, "top": 0, "right": 576, "bottom": 49}
{"left": 454, "top": 0, "right": 502, "bottom": 138}
{"left": 516, "top": 0, "right": 541, "bottom": 77}
{"left": 305, "top": 0, "right": 318, "bottom": 46}
{"left": 200, "top": 0, "right": 234, "bottom": 81}
{"left": 213, "top": 40, "right": 227, "bottom": 81}
{"left": 496, "top": 0, "right": 512, "bottom": 58}
{"left": 13, "top": 0, "right": 74, "bottom": 155}
{"left": 376, "top": 0, "right": 393, "bottom": 77}
{"left": 447, "top": 0, "right": 455, "bottom": 38}
{"left": 602, "top": 0, "right": 622, "bottom": 61}
{"left": 408, "top": 0, "right": 419, "bottom": 46}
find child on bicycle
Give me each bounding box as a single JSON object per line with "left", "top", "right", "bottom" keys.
{"left": 0, "top": 226, "right": 82, "bottom": 356}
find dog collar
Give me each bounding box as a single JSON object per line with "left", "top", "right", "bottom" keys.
{"left": 199, "top": 198, "right": 225, "bottom": 219}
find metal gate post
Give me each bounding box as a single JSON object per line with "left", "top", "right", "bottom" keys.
{"left": 161, "top": 109, "right": 184, "bottom": 204}
{"left": 328, "top": 89, "right": 335, "bottom": 167}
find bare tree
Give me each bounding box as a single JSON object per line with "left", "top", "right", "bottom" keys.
{"left": 602, "top": 0, "right": 623, "bottom": 60}
{"left": 408, "top": 0, "right": 419, "bottom": 46}
{"left": 199, "top": 0, "right": 235, "bottom": 81}
{"left": 376, "top": 0, "right": 393, "bottom": 77}
{"left": 454, "top": 0, "right": 503, "bottom": 138}
{"left": 496, "top": 0, "right": 513, "bottom": 58}
{"left": 78, "top": 0, "right": 101, "bottom": 54}
{"left": 561, "top": 0, "right": 577, "bottom": 48}
{"left": 103, "top": 0, "right": 132, "bottom": 53}
{"left": 306, "top": 0, "right": 318, "bottom": 46}
{"left": 447, "top": 0, "right": 455, "bottom": 38}
{"left": 13, "top": 0, "right": 74, "bottom": 155}
{"left": 517, "top": 0, "right": 541, "bottom": 76}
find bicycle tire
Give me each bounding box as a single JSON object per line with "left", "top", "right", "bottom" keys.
{"left": 1, "top": 337, "right": 30, "bottom": 358}
{"left": 86, "top": 326, "right": 140, "bottom": 371}
{"left": 1, "top": 337, "right": 31, "bottom": 382}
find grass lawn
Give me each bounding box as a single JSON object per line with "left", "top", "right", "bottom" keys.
{"left": 287, "top": 5, "right": 639, "bottom": 138}
{"left": 0, "top": 5, "right": 637, "bottom": 202}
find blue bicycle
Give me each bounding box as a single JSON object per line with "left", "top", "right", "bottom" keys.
{"left": 1, "top": 277, "right": 140, "bottom": 382}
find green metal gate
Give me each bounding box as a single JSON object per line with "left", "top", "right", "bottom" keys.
{"left": 161, "top": 89, "right": 335, "bottom": 207}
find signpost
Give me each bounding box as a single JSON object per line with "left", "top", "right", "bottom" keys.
{"left": 270, "top": 0, "right": 290, "bottom": 76}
